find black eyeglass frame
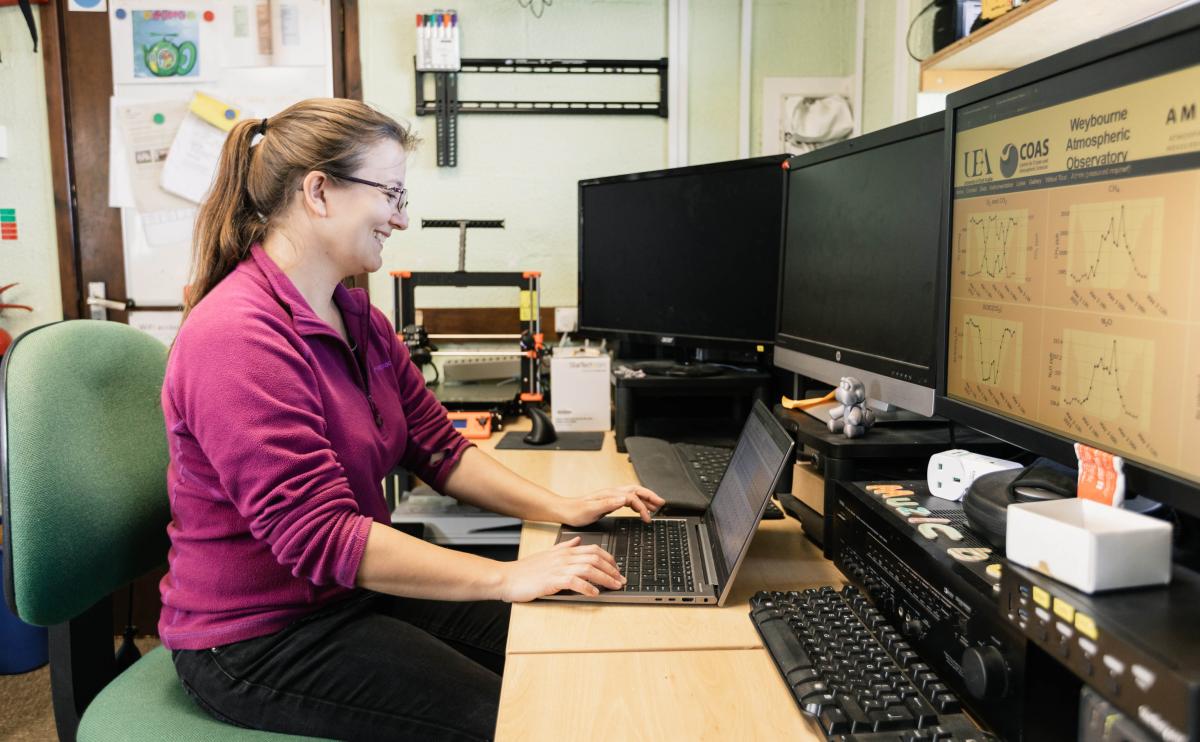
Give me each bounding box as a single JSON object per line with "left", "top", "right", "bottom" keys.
{"left": 335, "top": 174, "right": 409, "bottom": 212}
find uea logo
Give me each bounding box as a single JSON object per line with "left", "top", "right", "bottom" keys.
{"left": 999, "top": 139, "right": 1051, "bottom": 178}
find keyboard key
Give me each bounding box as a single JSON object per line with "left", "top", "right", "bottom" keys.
{"left": 905, "top": 695, "right": 939, "bottom": 728}
{"left": 802, "top": 692, "right": 839, "bottom": 715}
{"left": 818, "top": 706, "right": 851, "bottom": 735}
{"left": 837, "top": 694, "right": 873, "bottom": 733}
{"left": 870, "top": 705, "right": 917, "bottom": 731}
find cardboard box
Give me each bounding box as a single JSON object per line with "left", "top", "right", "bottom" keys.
{"left": 1006, "top": 498, "right": 1172, "bottom": 593}
{"left": 550, "top": 352, "right": 611, "bottom": 431}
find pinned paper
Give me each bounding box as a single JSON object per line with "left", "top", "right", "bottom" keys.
{"left": 189, "top": 90, "right": 241, "bottom": 131}
{"left": 160, "top": 92, "right": 242, "bottom": 203}
{"left": 109, "top": 3, "right": 218, "bottom": 84}
{"left": 1, "top": 209, "right": 18, "bottom": 241}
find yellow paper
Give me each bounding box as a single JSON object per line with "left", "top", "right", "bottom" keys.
{"left": 189, "top": 91, "right": 241, "bottom": 132}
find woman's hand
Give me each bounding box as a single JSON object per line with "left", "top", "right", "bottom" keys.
{"left": 559, "top": 484, "right": 666, "bottom": 527}
{"left": 498, "top": 536, "right": 625, "bottom": 602}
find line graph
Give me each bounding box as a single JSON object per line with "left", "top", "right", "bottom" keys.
{"left": 961, "top": 315, "right": 1023, "bottom": 393}
{"left": 1060, "top": 329, "right": 1153, "bottom": 430}
{"left": 1066, "top": 198, "right": 1163, "bottom": 291}
{"left": 961, "top": 209, "right": 1028, "bottom": 281}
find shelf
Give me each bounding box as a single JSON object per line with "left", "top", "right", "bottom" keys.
{"left": 920, "top": 0, "right": 1189, "bottom": 91}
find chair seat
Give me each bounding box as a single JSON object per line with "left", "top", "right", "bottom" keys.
{"left": 77, "top": 646, "right": 331, "bottom": 741}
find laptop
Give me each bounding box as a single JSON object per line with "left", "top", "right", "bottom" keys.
{"left": 541, "top": 400, "right": 795, "bottom": 606}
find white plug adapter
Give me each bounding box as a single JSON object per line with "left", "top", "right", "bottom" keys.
{"left": 927, "top": 449, "right": 1022, "bottom": 502}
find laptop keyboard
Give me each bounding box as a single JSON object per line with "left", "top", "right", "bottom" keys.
{"left": 751, "top": 586, "right": 996, "bottom": 740}
{"left": 610, "top": 519, "right": 695, "bottom": 593}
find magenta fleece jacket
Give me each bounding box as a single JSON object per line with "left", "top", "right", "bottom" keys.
{"left": 158, "top": 246, "right": 472, "bottom": 650}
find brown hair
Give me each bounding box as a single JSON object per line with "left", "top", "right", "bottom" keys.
{"left": 183, "top": 98, "right": 417, "bottom": 318}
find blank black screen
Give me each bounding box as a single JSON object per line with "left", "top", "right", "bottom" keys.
{"left": 778, "top": 129, "right": 943, "bottom": 380}
{"left": 578, "top": 160, "right": 785, "bottom": 344}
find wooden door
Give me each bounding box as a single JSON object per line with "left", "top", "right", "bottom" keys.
{"left": 40, "top": 0, "right": 365, "bottom": 323}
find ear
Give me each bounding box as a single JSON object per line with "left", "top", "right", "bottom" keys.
{"left": 299, "top": 170, "right": 330, "bottom": 218}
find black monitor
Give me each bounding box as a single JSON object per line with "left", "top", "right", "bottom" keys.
{"left": 577, "top": 155, "right": 787, "bottom": 360}
{"left": 937, "top": 5, "right": 1200, "bottom": 515}
{"left": 774, "top": 113, "right": 946, "bottom": 416}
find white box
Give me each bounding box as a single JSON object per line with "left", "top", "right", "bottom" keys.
{"left": 550, "top": 352, "right": 611, "bottom": 431}
{"left": 1006, "top": 498, "right": 1172, "bottom": 593}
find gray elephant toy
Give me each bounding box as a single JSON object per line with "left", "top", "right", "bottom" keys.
{"left": 827, "top": 376, "right": 876, "bottom": 439}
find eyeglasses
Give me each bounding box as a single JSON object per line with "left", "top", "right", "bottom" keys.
{"left": 337, "top": 174, "right": 409, "bottom": 213}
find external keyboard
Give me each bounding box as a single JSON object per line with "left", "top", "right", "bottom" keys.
{"left": 750, "top": 586, "right": 998, "bottom": 741}
{"left": 609, "top": 519, "right": 694, "bottom": 593}
{"left": 627, "top": 437, "right": 784, "bottom": 518}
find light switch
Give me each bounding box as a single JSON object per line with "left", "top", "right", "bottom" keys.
{"left": 0, "top": 126, "right": 8, "bottom": 159}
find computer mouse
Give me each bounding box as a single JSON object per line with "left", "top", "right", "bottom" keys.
{"left": 523, "top": 406, "right": 557, "bottom": 446}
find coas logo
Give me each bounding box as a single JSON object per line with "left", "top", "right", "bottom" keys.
{"left": 999, "top": 139, "right": 1050, "bottom": 178}
{"left": 1000, "top": 144, "right": 1019, "bottom": 177}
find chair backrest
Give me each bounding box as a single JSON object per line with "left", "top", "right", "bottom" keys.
{"left": 2, "top": 320, "right": 170, "bottom": 627}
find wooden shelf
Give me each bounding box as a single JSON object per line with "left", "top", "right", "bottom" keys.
{"left": 919, "top": 0, "right": 1189, "bottom": 91}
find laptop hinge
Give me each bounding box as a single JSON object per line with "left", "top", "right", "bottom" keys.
{"left": 697, "top": 522, "right": 719, "bottom": 586}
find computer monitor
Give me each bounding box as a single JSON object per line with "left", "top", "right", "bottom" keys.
{"left": 577, "top": 155, "right": 787, "bottom": 361}
{"left": 774, "top": 113, "right": 946, "bottom": 417}
{"left": 937, "top": 5, "right": 1200, "bottom": 514}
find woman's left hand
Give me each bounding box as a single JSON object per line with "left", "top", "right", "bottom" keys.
{"left": 560, "top": 484, "right": 666, "bottom": 527}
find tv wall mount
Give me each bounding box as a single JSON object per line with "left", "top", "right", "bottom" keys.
{"left": 414, "top": 57, "right": 669, "bottom": 166}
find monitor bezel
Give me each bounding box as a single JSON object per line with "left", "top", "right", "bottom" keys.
{"left": 576, "top": 154, "right": 788, "bottom": 351}
{"left": 934, "top": 5, "right": 1200, "bottom": 514}
{"left": 773, "top": 112, "right": 947, "bottom": 417}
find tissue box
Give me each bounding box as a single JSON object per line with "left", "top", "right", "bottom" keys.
{"left": 1006, "top": 498, "right": 1171, "bottom": 593}
{"left": 550, "top": 352, "right": 611, "bottom": 431}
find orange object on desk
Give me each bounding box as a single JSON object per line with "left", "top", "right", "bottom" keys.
{"left": 448, "top": 411, "right": 493, "bottom": 440}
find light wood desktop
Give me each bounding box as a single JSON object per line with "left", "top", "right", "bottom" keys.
{"left": 479, "top": 426, "right": 841, "bottom": 740}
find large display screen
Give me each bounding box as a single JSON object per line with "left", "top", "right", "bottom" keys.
{"left": 578, "top": 157, "right": 785, "bottom": 346}
{"left": 946, "top": 51, "right": 1200, "bottom": 487}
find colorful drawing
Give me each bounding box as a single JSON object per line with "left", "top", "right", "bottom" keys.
{"left": 132, "top": 10, "right": 200, "bottom": 78}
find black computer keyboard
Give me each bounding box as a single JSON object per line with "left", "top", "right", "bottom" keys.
{"left": 750, "top": 586, "right": 998, "bottom": 741}
{"left": 609, "top": 519, "right": 694, "bottom": 593}
{"left": 653, "top": 441, "right": 785, "bottom": 519}
{"left": 628, "top": 437, "right": 787, "bottom": 516}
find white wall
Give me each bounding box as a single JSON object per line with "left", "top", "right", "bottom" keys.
{"left": 361, "top": 0, "right": 670, "bottom": 313}
{"left": 361, "top": 0, "right": 913, "bottom": 316}
{"left": 0, "top": 11, "right": 63, "bottom": 340}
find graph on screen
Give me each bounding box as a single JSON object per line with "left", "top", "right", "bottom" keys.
{"left": 1059, "top": 329, "right": 1154, "bottom": 431}
{"left": 1065, "top": 198, "right": 1163, "bottom": 292}
{"left": 963, "top": 210, "right": 1029, "bottom": 282}
{"left": 960, "top": 315, "right": 1023, "bottom": 394}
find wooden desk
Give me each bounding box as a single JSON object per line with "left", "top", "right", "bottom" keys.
{"left": 479, "top": 429, "right": 839, "bottom": 740}
{"left": 480, "top": 429, "right": 843, "bottom": 654}
{"left": 495, "top": 649, "right": 824, "bottom": 741}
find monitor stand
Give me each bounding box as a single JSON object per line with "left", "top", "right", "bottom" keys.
{"left": 631, "top": 359, "right": 724, "bottom": 378}
{"left": 797, "top": 399, "right": 944, "bottom": 426}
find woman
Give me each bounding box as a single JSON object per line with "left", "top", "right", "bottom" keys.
{"left": 160, "top": 98, "right": 663, "bottom": 741}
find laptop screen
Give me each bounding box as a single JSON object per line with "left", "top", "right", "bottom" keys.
{"left": 708, "top": 402, "right": 794, "bottom": 574}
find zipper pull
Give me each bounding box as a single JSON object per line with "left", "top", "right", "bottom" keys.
{"left": 367, "top": 393, "right": 383, "bottom": 428}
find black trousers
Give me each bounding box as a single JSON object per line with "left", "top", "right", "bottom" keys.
{"left": 172, "top": 592, "right": 511, "bottom": 741}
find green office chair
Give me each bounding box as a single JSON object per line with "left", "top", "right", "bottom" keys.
{"left": 1, "top": 320, "right": 325, "bottom": 742}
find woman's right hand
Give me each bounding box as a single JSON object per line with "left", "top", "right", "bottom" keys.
{"left": 498, "top": 537, "right": 626, "bottom": 603}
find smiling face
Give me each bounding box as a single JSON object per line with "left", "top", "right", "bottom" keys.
{"left": 319, "top": 138, "right": 409, "bottom": 277}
